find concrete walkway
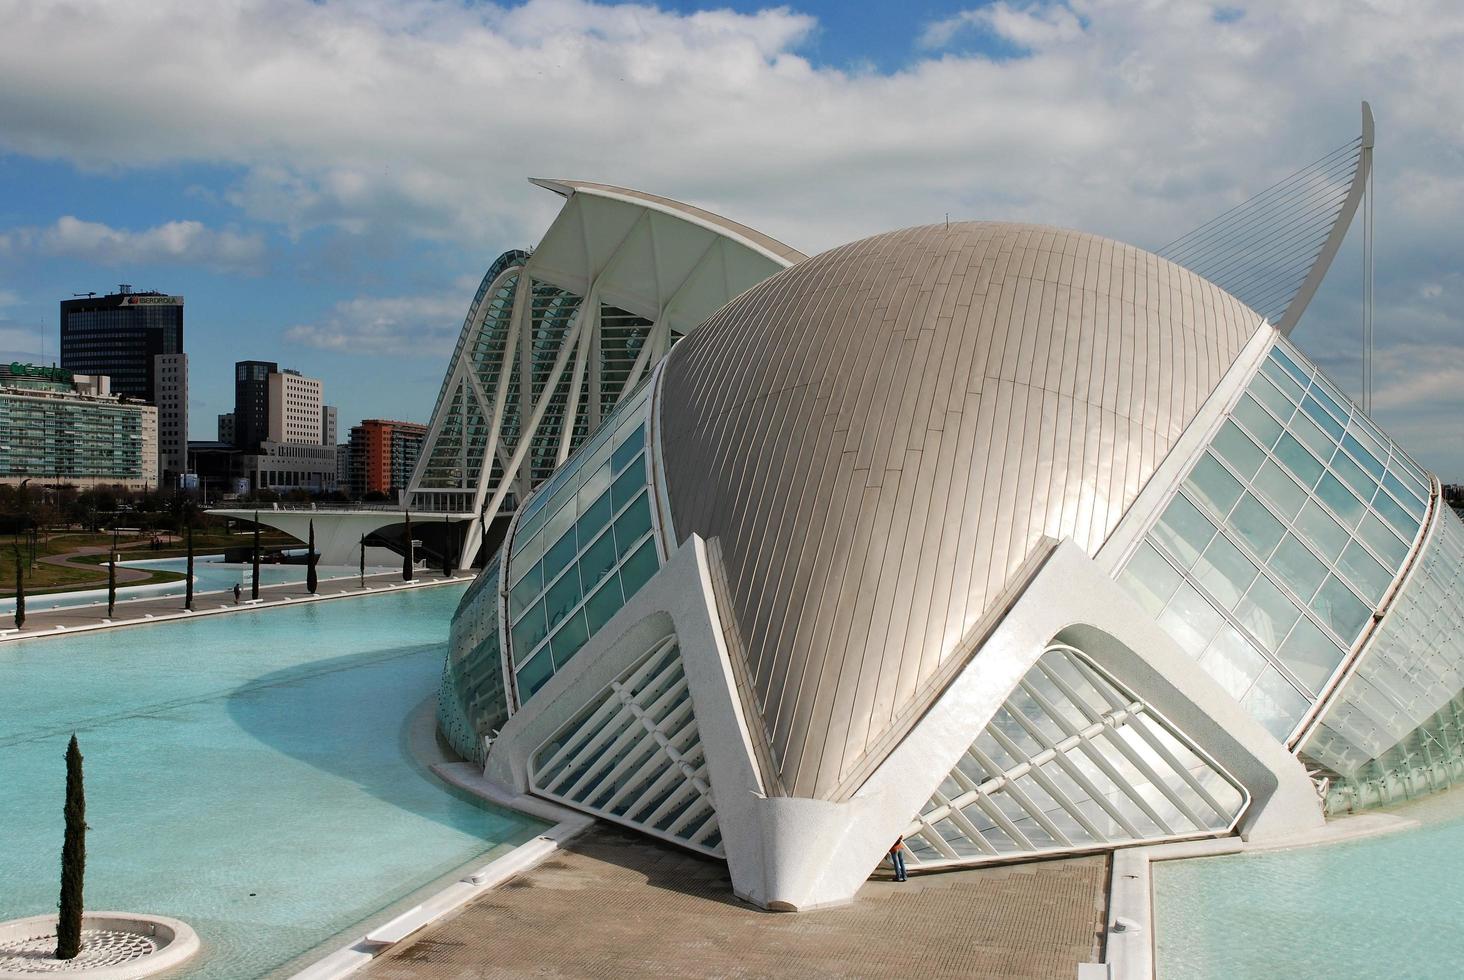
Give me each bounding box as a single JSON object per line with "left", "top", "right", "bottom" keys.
{"left": 0, "top": 568, "right": 473, "bottom": 642}
{"left": 362, "top": 825, "right": 1108, "bottom": 980}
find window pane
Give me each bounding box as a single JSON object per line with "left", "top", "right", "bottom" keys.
{"left": 1277, "top": 617, "right": 1345, "bottom": 695}
{"left": 1158, "top": 582, "right": 1224, "bottom": 657}
{"left": 1270, "top": 346, "right": 1310, "bottom": 386}
{"left": 1242, "top": 666, "right": 1310, "bottom": 741}
{"left": 510, "top": 598, "right": 548, "bottom": 662}
{"left": 577, "top": 487, "right": 615, "bottom": 541}
{"left": 1316, "top": 472, "right": 1364, "bottom": 528}
{"left": 1311, "top": 575, "right": 1372, "bottom": 641}
{"left": 1200, "top": 625, "right": 1269, "bottom": 701}
{"left": 509, "top": 529, "right": 543, "bottom": 586}
{"left": 1373, "top": 488, "right": 1419, "bottom": 538}
{"left": 613, "top": 492, "right": 654, "bottom": 555}
{"left": 1301, "top": 395, "right": 1345, "bottom": 440}
{"left": 550, "top": 611, "right": 590, "bottom": 668}
{"left": 1229, "top": 493, "right": 1285, "bottom": 559}
{"left": 1249, "top": 375, "right": 1296, "bottom": 421}
{"left": 1237, "top": 575, "right": 1300, "bottom": 652}
{"left": 1357, "top": 511, "right": 1407, "bottom": 568}
{"left": 508, "top": 560, "right": 542, "bottom": 622}
{"left": 1195, "top": 534, "right": 1258, "bottom": 610}
{"left": 611, "top": 423, "right": 646, "bottom": 474}
{"left": 1338, "top": 541, "right": 1393, "bottom": 604}
{"left": 577, "top": 461, "right": 612, "bottom": 516}
{"left": 1332, "top": 448, "right": 1377, "bottom": 501}
{"left": 1234, "top": 394, "right": 1283, "bottom": 449}
{"left": 541, "top": 524, "right": 579, "bottom": 585}
{"left": 619, "top": 537, "right": 661, "bottom": 601}
{"left": 1309, "top": 379, "right": 1350, "bottom": 425}
{"left": 1274, "top": 433, "right": 1324, "bottom": 489}
{"left": 1382, "top": 470, "right": 1425, "bottom": 517}
{"left": 1294, "top": 500, "right": 1349, "bottom": 561}
{"left": 1270, "top": 534, "right": 1328, "bottom": 601}
{"left": 544, "top": 564, "right": 582, "bottom": 631}
{"left": 1213, "top": 420, "right": 1265, "bottom": 479}
{"left": 578, "top": 527, "right": 619, "bottom": 591}
{"left": 1121, "top": 543, "right": 1183, "bottom": 616}
{"left": 584, "top": 575, "right": 624, "bottom": 635}
{"left": 1254, "top": 460, "right": 1307, "bottom": 520}
{"left": 1287, "top": 410, "right": 1335, "bottom": 461}
{"left": 611, "top": 459, "right": 645, "bottom": 510}
{"left": 516, "top": 647, "right": 555, "bottom": 699}
{"left": 1342, "top": 435, "right": 1382, "bottom": 481}
{"left": 1346, "top": 421, "right": 1385, "bottom": 463}
{"left": 1154, "top": 494, "right": 1216, "bottom": 568}
{"left": 1186, "top": 453, "right": 1244, "bottom": 518}
{"left": 1261, "top": 357, "right": 1306, "bottom": 402}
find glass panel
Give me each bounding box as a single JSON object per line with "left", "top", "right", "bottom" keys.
{"left": 1346, "top": 420, "right": 1386, "bottom": 463}
{"left": 1294, "top": 500, "right": 1349, "bottom": 561}
{"left": 1212, "top": 420, "right": 1265, "bottom": 480}
{"left": 1236, "top": 575, "right": 1300, "bottom": 652}
{"left": 1194, "top": 534, "right": 1257, "bottom": 610}
{"left": 1229, "top": 493, "right": 1285, "bottom": 559}
{"left": 612, "top": 423, "right": 646, "bottom": 474}
{"left": 1248, "top": 375, "right": 1296, "bottom": 422}
{"left": 1273, "top": 433, "right": 1324, "bottom": 489}
{"left": 1312, "top": 373, "right": 1352, "bottom": 418}
{"left": 1356, "top": 511, "right": 1407, "bottom": 568}
{"left": 510, "top": 598, "right": 548, "bottom": 662}
{"left": 1158, "top": 582, "right": 1224, "bottom": 657}
{"left": 1270, "top": 346, "right": 1310, "bottom": 386}
{"left": 544, "top": 496, "right": 577, "bottom": 551}
{"left": 576, "top": 461, "right": 613, "bottom": 516}
{"left": 1311, "top": 575, "right": 1372, "bottom": 641}
{"left": 1121, "top": 543, "right": 1183, "bottom": 617}
{"left": 516, "top": 647, "right": 555, "bottom": 699}
{"left": 1315, "top": 472, "right": 1364, "bottom": 528}
{"left": 1234, "top": 394, "right": 1283, "bottom": 449}
{"left": 1301, "top": 395, "right": 1345, "bottom": 440}
{"left": 1373, "top": 488, "right": 1419, "bottom": 537}
{"left": 509, "top": 529, "right": 543, "bottom": 586}
{"left": 1287, "top": 411, "right": 1335, "bottom": 461}
{"left": 1186, "top": 453, "right": 1244, "bottom": 519}
{"left": 1199, "top": 625, "right": 1269, "bottom": 701}
{"left": 578, "top": 527, "right": 619, "bottom": 591}
{"left": 1338, "top": 541, "right": 1393, "bottom": 604}
{"left": 1260, "top": 356, "right": 1305, "bottom": 401}
{"left": 550, "top": 611, "right": 590, "bottom": 667}
{"left": 508, "top": 561, "right": 542, "bottom": 622}
{"left": 1154, "top": 494, "right": 1216, "bottom": 568}
{"left": 613, "top": 493, "right": 654, "bottom": 555}
{"left": 1242, "top": 666, "right": 1310, "bottom": 741}
{"left": 1276, "top": 616, "right": 1345, "bottom": 695}
{"left": 1270, "top": 534, "right": 1328, "bottom": 601}
{"left": 541, "top": 524, "right": 579, "bottom": 585}
{"left": 1343, "top": 440, "right": 1386, "bottom": 492}
{"left": 1331, "top": 449, "right": 1377, "bottom": 502}
{"left": 543, "top": 564, "right": 582, "bottom": 631}
{"left": 1253, "top": 460, "right": 1306, "bottom": 520}
{"left": 1382, "top": 470, "right": 1425, "bottom": 516}
{"left": 619, "top": 537, "right": 661, "bottom": 601}
{"left": 584, "top": 575, "right": 624, "bottom": 634}
{"left": 611, "top": 459, "right": 645, "bottom": 511}
{"left": 577, "top": 487, "right": 615, "bottom": 541}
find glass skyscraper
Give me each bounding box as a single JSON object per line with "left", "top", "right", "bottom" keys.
{"left": 59, "top": 287, "right": 184, "bottom": 404}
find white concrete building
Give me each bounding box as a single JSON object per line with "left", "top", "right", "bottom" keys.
{"left": 154, "top": 351, "right": 187, "bottom": 487}
{"left": 268, "top": 369, "right": 323, "bottom": 445}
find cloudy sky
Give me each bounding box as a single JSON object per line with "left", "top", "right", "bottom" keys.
{"left": 1, "top": 0, "right": 1460, "bottom": 472}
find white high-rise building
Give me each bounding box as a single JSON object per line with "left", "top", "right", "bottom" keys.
{"left": 267, "top": 369, "right": 323, "bottom": 445}
{"left": 154, "top": 352, "right": 188, "bottom": 486}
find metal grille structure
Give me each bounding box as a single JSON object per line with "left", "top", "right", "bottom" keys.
{"left": 530, "top": 637, "right": 724, "bottom": 858}
{"left": 903, "top": 644, "right": 1247, "bottom": 870}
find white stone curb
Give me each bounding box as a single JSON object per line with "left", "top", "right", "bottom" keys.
{"left": 0, "top": 912, "right": 199, "bottom": 980}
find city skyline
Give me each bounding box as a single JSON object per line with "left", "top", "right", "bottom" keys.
{"left": 1, "top": 1, "right": 1461, "bottom": 472}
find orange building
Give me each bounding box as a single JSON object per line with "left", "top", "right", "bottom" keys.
{"left": 348, "top": 419, "right": 427, "bottom": 498}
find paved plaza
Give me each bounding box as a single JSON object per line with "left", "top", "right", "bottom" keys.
{"left": 365, "top": 825, "right": 1108, "bottom": 980}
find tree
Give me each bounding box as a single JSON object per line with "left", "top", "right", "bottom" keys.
{"left": 402, "top": 511, "right": 414, "bottom": 582}
{"left": 106, "top": 531, "right": 117, "bottom": 619}
{"left": 55, "top": 734, "right": 86, "bottom": 960}
{"left": 251, "top": 511, "right": 261, "bottom": 601}
{"left": 442, "top": 514, "right": 454, "bottom": 577}
{"left": 184, "top": 522, "right": 194, "bottom": 612}
{"left": 306, "top": 520, "right": 318, "bottom": 594}
{"left": 14, "top": 549, "right": 25, "bottom": 630}
{"left": 359, "top": 534, "right": 366, "bottom": 589}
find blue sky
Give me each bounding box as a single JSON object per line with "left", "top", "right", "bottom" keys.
{"left": 1, "top": 1, "right": 1461, "bottom": 474}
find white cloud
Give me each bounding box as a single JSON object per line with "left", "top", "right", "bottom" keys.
{"left": 5, "top": 217, "right": 267, "bottom": 273}
{"left": 920, "top": 3, "right": 1084, "bottom": 50}
{"left": 285, "top": 291, "right": 473, "bottom": 358}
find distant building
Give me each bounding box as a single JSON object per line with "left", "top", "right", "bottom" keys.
{"left": 244, "top": 441, "right": 336, "bottom": 493}
{"left": 154, "top": 352, "right": 188, "bottom": 488}
{"left": 335, "top": 442, "right": 351, "bottom": 493}
{"left": 233, "top": 360, "right": 277, "bottom": 452}
{"left": 0, "top": 364, "right": 157, "bottom": 489}
{"left": 321, "top": 405, "right": 338, "bottom": 446}
{"left": 59, "top": 286, "right": 183, "bottom": 404}
{"left": 267, "top": 369, "right": 323, "bottom": 444}
{"left": 349, "top": 419, "right": 427, "bottom": 498}
{"left": 217, "top": 412, "right": 235, "bottom": 445}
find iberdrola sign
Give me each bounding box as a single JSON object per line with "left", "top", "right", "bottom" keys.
{"left": 9, "top": 362, "right": 73, "bottom": 382}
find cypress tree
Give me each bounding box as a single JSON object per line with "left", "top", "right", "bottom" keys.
{"left": 251, "top": 511, "right": 261, "bottom": 601}
{"left": 55, "top": 734, "right": 86, "bottom": 960}
{"left": 306, "top": 520, "right": 318, "bottom": 594}
{"left": 15, "top": 559, "right": 25, "bottom": 630}
{"left": 184, "top": 523, "right": 194, "bottom": 611}
{"left": 441, "top": 514, "right": 453, "bottom": 577}
{"left": 106, "top": 533, "right": 116, "bottom": 619}
{"left": 359, "top": 534, "right": 366, "bottom": 589}
{"left": 402, "top": 511, "right": 414, "bottom": 582}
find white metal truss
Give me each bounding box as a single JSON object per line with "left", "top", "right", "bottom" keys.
{"left": 902, "top": 644, "right": 1249, "bottom": 870}
{"left": 404, "top": 180, "right": 800, "bottom": 566}
{"left": 529, "top": 636, "right": 724, "bottom": 858}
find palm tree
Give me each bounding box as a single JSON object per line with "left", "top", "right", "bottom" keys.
{"left": 306, "top": 520, "right": 318, "bottom": 594}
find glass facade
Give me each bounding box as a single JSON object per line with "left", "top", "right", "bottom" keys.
{"left": 59, "top": 292, "right": 183, "bottom": 403}
{"left": 505, "top": 380, "right": 660, "bottom": 703}
{"left": 903, "top": 642, "right": 1247, "bottom": 869}
{"left": 1119, "top": 335, "right": 1430, "bottom": 742}
{"left": 0, "top": 379, "right": 155, "bottom": 485}
{"left": 437, "top": 558, "right": 511, "bottom": 764}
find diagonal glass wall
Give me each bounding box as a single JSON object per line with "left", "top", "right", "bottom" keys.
{"left": 1118, "top": 335, "right": 1431, "bottom": 743}
{"left": 437, "top": 557, "right": 510, "bottom": 764}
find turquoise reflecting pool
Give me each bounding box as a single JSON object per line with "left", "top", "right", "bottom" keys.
{"left": 1155, "top": 792, "right": 1464, "bottom": 978}
{"left": 0, "top": 585, "right": 546, "bottom": 978}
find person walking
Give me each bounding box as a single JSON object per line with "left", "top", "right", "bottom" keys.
{"left": 233, "top": 583, "right": 242, "bottom": 605}
{"left": 889, "top": 837, "right": 908, "bottom": 882}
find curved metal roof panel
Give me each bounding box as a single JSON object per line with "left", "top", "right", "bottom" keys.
{"left": 659, "top": 221, "right": 1265, "bottom": 800}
